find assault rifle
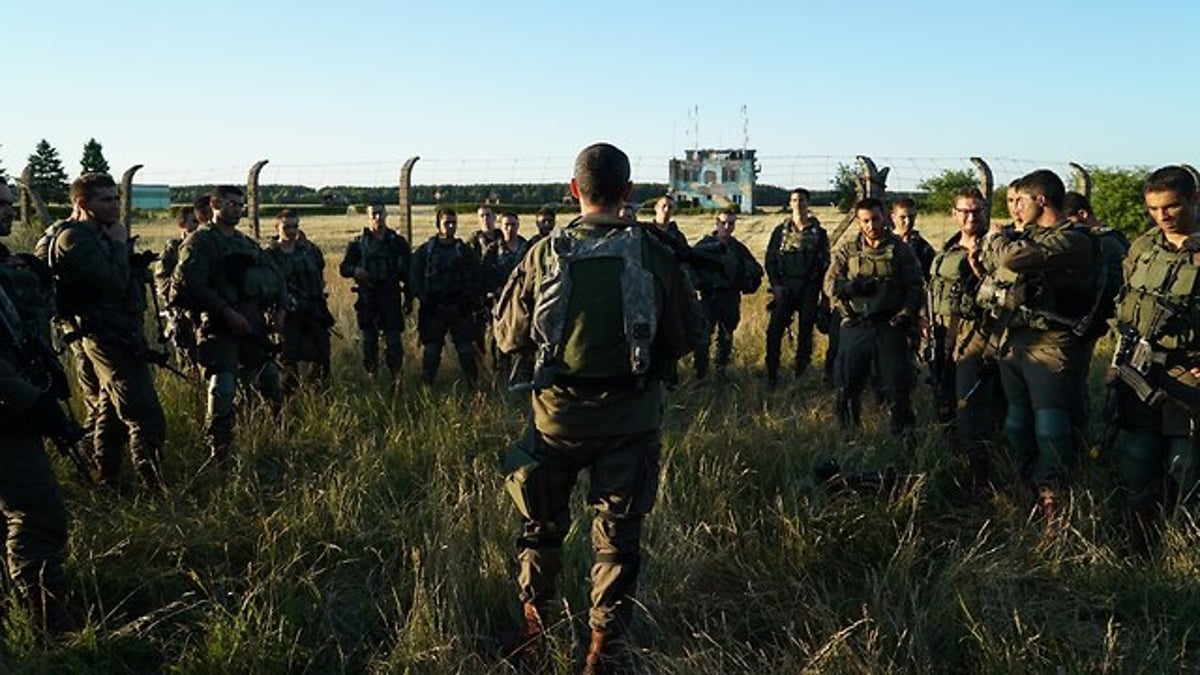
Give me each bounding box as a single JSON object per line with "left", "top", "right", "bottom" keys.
{"left": 813, "top": 457, "right": 921, "bottom": 496}
{"left": 0, "top": 285, "right": 92, "bottom": 484}
{"left": 636, "top": 222, "right": 727, "bottom": 275}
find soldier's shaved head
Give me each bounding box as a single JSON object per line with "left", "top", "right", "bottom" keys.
{"left": 573, "top": 143, "right": 631, "bottom": 208}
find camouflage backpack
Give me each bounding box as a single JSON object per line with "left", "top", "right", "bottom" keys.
{"left": 524, "top": 226, "right": 657, "bottom": 390}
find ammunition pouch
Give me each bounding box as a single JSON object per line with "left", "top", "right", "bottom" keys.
{"left": 502, "top": 432, "right": 547, "bottom": 520}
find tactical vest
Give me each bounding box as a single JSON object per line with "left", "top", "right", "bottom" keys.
{"left": 359, "top": 230, "right": 406, "bottom": 285}
{"left": 929, "top": 246, "right": 974, "bottom": 319}
{"left": 191, "top": 227, "right": 283, "bottom": 309}
{"left": 269, "top": 240, "right": 324, "bottom": 309}
{"left": 528, "top": 227, "right": 657, "bottom": 388}
{"left": 422, "top": 238, "right": 472, "bottom": 302}
{"left": 0, "top": 255, "right": 53, "bottom": 344}
{"left": 842, "top": 241, "right": 903, "bottom": 319}
{"left": 1116, "top": 238, "right": 1200, "bottom": 351}
{"left": 776, "top": 220, "right": 825, "bottom": 282}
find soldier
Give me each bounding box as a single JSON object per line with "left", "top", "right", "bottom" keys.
{"left": 338, "top": 202, "right": 410, "bottom": 379}
{"left": 1064, "top": 191, "right": 1130, "bottom": 451}
{"left": 1109, "top": 166, "right": 1200, "bottom": 555}
{"left": 978, "top": 169, "right": 1097, "bottom": 523}
{"left": 173, "top": 185, "right": 287, "bottom": 464}
{"left": 690, "top": 208, "right": 763, "bottom": 380}
{"left": 651, "top": 195, "right": 689, "bottom": 390}
{"left": 891, "top": 197, "right": 935, "bottom": 278}
{"left": 528, "top": 205, "right": 557, "bottom": 247}
{"left": 929, "top": 187, "right": 993, "bottom": 489}
{"left": 0, "top": 180, "right": 75, "bottom": 634}
{"left": 47, "top": 173, "right": 167, "bottom": 490}
{"left": 824, "top": 198, "right": 924, "bottom": 438}
{"left": 494, "top": 142, "right": 702, "bottom": 671}
{"left": 266, "top": 210, "right": 333, "bottom": 388}
{"left": 765, "top": 187, "right": 830, "bottom": 387}
{"left": 154, "top": 200, "right": 204, "bottom": 371}
{"left": 469, "top": 203, "right": 502, "bottom": 258}
{"left": 482, "top": 212, "right": 528, "bottom": 381}
{"left": 410, "top": 207, "right": 482, "bottom": 385}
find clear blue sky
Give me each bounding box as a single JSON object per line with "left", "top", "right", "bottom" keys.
{"left": 5, "top": 0, "right": 1194, "bottom": 190}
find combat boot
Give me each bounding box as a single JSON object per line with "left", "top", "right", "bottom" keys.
{"left": 502, "top": 602, "right": 547, "bottom": 670}
{"left": 581, "top": 629, "right": 625, "bottom": 674}
{"left": 1126, "top": 507, "right": 1161, "bottom": 559}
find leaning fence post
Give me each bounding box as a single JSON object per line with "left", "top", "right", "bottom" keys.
{"left": 247, "top": 159, "right": 269, "bottom": 240}
{"left": 120, "top": 164, "right": 143, "bottom": 229}
{"left": 18, "top": 164, "right": 52, "bottom": 229}
{"left": 1069, "top": 162, "right": 1092, "bottom": 199}
{"left": 399, "top": 156, "right": 420, "bottom": 243}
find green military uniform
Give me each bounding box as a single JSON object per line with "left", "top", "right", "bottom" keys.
{"left": 0, "top": 250, "right": 72, "bottom": 630}
{"left": 900, "top": 229, "right": 936, "bottom": 279}
{"left": 1075, "top": 226, "right": 1130, "bottom": 439}
{"left": 928, "top": 232, "right": 993, "bottom": 485}
{"left": 172, "top": 223, "right": 286, "bottom": 461}
{"left": 266, "top": 237, "right": 333, "bottom": 386}
{"left": 493, "top": 213, "right": 703, "bottom": 636}
{"left": 411, "top": 234, "right": 482, "bottom": 385}
{"left": 824, "top": 232, "right": 924, "bottom": 435}
{"left": 155, "top": 235, "right": 198, "bottom": 372}
{"left": 49, "top": 220, "right": 166, "bottom": 488}
{"left": 469, "top": 229, "right": 504, "bottom": 361}
{"left": 979, "top": 220, "right": 1096, "bottom": 495}
{"left": 765, "top": 216, "right": 830, "bottom": 383}
{"left": 1110, "top": 227, "right": 1200, "bottom": 548}
{"left": 690, "top": 231, "right": 763, "bottom": 379}
{"left": 337, "top": 227, "right": 410, "bottom": 377}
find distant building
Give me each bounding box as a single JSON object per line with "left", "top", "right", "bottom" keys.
{"left": 131, "top": 184, "right": 171, "bottom": 210}
{"left": 668, "top": 148, "right": 760, "bottom": 212}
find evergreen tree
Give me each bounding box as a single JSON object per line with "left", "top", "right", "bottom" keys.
{"left": 81, "top": 138, "right": 110, "bottom": 175}
{"left": 27, "top": 139, "right": 69, "bottom": 204}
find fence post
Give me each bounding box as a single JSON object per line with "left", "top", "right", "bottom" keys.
{"left": 18, "top": 164, "right": 52, "bottom": 229}
{"left": 399, "top": 156, "right": 420, "bottom": 243}
{"left": 120, "top": 164, "right": 143, "bottom": 229}
{"left": 247, "top": 159, "right": 269, "bottom": 240}
{"left": 1069, "top": 162, "right": 1092, "bottom": 198}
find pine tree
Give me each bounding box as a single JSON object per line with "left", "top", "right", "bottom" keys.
{"left": 27, "top": 139, "right": 69, "bottom": 204}
{"left": 80, "top": 138, "right": 110, "bottom": 175}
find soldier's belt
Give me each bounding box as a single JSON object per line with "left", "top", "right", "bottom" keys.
{"left": 1114, "top": 364, "right": 1167, "bottom": 407}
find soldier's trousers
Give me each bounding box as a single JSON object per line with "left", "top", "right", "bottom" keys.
{"left": 68, "top": 340, "right": 129, "bottom": 461}
{"left": 80, "top": 335, "right": 167, "bottom": 486}
{"left": 765, "top": 285, "right": 820, "bottom": 378}
{"left": 280, "top": 311, "right": 331, "bottom": 385}
{"left": 417, "top": 303, "right": 477, "bottom": 384}
{"left": 954, "top": 330, "right": 998, "bottom": 483}
{"left": 506, "top": 428, "right": 661, "bottom": 635}
{"left": 1115, "top": 392, "right": 1200, "bottom": 512}
{"left": 834, "top": 320, "right": 915, "bottom": 435}
{"left": 197, "top": 333, "right": 281, "bottom": 459}
{"left": 694, "top": 289, "right": 741, "bottom": 377}
{"left": 0, "top": 430, "right": 69, "bottom": 613}
{"left": 998, "top": 332, "right": 1089, "bottom": 491}
{"left": 355, "top": 288, "right": 404, "bottom": 375}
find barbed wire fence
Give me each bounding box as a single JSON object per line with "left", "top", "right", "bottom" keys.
{"left": 135, "top": 154, "right": 1146, "bottom": 198}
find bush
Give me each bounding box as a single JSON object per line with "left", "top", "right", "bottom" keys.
{"left": 1087, "top": 166, "right": 1150, "bottom": 238}
{"left": 917, "top": 169, "right": 978, "bottom": 215}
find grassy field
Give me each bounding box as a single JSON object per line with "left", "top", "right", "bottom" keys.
{"left": 3, "top": 207, "right": 1198, "bottom": 673}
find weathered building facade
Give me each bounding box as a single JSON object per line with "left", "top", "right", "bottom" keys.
{"left": 668, "top": 148, "right": 759, "bottom": 212}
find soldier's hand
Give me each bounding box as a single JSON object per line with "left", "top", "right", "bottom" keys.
{"left": 103, "top": 221, "right": 129, "bottom": 244}
{"left": 771, "top": 285, "right": 786, "bottom": 303}
{"left": 221, "top": 307, "right": 253, "bottom": 336}
{"left": 889, "top": 311, "right": 914, "bottom": 332}
{"left": 353, "top": 267, "right": 370, "bottom": 285}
